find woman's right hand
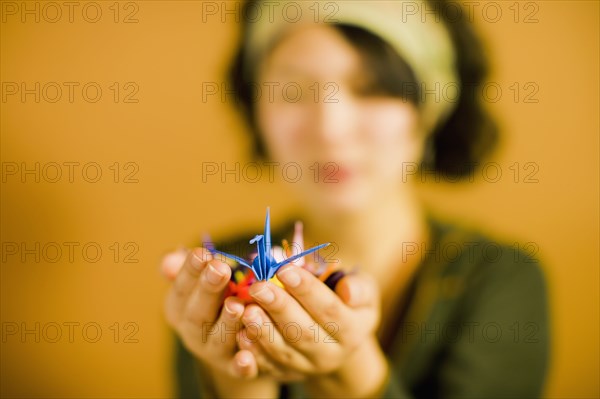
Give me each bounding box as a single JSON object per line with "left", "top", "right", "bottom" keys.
{"left": 162, "top": 247, "right": 279, "bottom": 398}
{"left": 163, "top": 247, "right": 254, "bottom": 376}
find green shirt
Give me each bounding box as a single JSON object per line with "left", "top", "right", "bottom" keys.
{"left": 174, "top": 216, "right": 550, "bottom": 398}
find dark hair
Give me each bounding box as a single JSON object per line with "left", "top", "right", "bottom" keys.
{"left": 330, "top": 23, "right": 421, "bottom": 105}
{"left": 227, "top": 0, "right": 498, "bottom": 179}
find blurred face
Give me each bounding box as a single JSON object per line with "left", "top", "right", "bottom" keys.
{"left": 256, "top": 24, "right": 424, "bottom": 213}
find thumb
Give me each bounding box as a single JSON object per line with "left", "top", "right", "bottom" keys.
{"left": 335, "top": 272, "right": 379, "bottom": 308}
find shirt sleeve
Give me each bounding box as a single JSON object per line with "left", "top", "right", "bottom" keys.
{"left": 174, "top": 336, "right": 204, "bottom": 398}
{"left": 379, "top": 360, "right": 415, "bottom": 399}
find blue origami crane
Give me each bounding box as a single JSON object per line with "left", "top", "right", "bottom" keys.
{"left": 209, "top": 207, "right": 330, "bottom": 281}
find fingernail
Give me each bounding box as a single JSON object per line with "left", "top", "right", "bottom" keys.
{"left": 278, "top": 268, "right": 301, "bottom": 287}
{"left": 224, "top": 302, "right": 240, "bottom": 319}
{"left": 250, "top": 284, "right": 275, "bottom": 304}
{"left": 206, "top": 263, "right": 225, "bottom": 285}
{"left": 237, "top": 356, "right": 249, "bottom": 367}
{"left": 191, "top": 252, "right": 204, "bottom": 270}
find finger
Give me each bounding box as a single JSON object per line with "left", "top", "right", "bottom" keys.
{"left": 231, "top": 349, "right": 259, "bottom": 379}
{"left": 182, "top": 256, "right": 232, "bottom": 328}
{"left": 336, "top": 273, "right": 381, "bottom": 331}
{"left": 172, "top": 247, "right": 213, "bottom": 299}
{"left": 238, "top": 333, "right": 306, "bottom": 382}
{"left": 165, "top": 247, "right": 212, "bottom": 327}
{"left": 238, "top": 328, "right": 280, "bottom": 376}
{"left": 275, "top": 266, "right": 354, "bottom": 328}
{"left": 240, "top": 304, "right": 313, "bottom": 373}
{"left": 160, "top": 247, "right": 189, "bottom": 281}
{"left": 248, "top": 281, "right": 334, "bottom": 348}
{"left": 335, "top": 273, "right": 380, "bottom": 308}
{"left": 276, "top": 266, "right": 379, "bottom": 345}
{"left": 206, "top": 296, "right": 245, "bottom": 354}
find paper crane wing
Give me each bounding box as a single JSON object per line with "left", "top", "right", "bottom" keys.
{"left": 269, "top": 242, "right": 330, "bottom": 280}
{"left": 208, "top": 248, "right": 252, "bottom": 269}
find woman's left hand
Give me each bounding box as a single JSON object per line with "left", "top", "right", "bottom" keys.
{"left": 236, "top": 264, "right": 389, "bottom": 396}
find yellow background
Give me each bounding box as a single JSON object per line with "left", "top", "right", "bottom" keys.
{"left": 1, "top": 1, "right": 598, "bottom": 397}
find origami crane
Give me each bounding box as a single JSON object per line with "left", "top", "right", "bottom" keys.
{"left": 208, "top": 207, "right": 330, "bottom": 281}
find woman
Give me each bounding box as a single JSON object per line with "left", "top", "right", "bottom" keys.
{"left": 162, "top": 0, "right": 550, "bottom": 397}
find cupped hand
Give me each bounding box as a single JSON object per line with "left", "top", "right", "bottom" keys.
{"left": 236, "top": 263, "right": 382, "bottom": 378}
{"left": 163, "top": 247, "right": 260, "bottom": 379}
